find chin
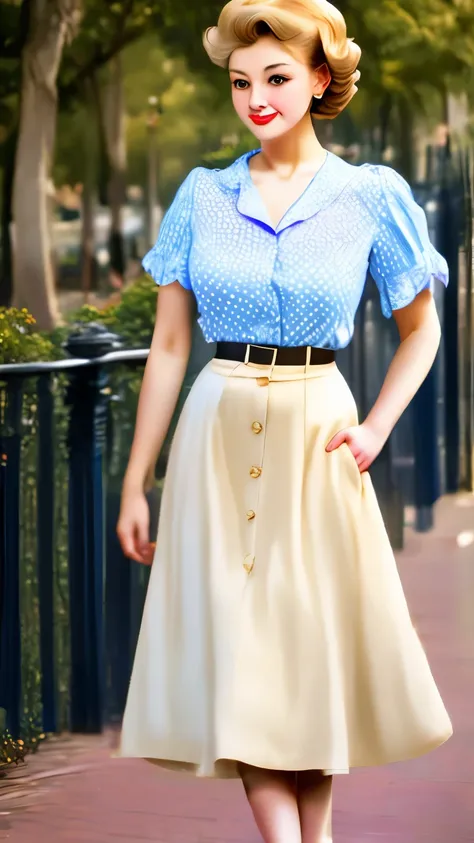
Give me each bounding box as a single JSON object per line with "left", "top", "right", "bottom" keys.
{"left": 247, "top": 121, "right": 289, "bottom": 141}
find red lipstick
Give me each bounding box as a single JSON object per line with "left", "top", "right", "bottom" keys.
{"left": 249, "top": 112, "right": 278, "bottom": 126}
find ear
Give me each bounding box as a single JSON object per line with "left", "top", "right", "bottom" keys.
{"left": 313, "top": 62, "right": 331, "bottom": 96}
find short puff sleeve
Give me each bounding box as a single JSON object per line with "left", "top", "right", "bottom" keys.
{"left": 368, "top": 166, "right": 448, "bottom": 318}
{"left": 142, "top": 168, "right": 200, "bottom": 290}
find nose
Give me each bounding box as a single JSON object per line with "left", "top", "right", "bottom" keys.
{"left": 248, "top": 84, "right": 268, "bottom": 112}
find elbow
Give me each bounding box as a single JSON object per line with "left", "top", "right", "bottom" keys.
{"left": 413, "top": 309, "right": 441, "bottom": 367}
{"left": 151, "top": 284, "right": 195, "bottom": 360}
{"left": 152, "top": 322, "right": 193, "bottom": 361}
{"left": 416, "top": 312, "right": 441, "bottom": 356}
{"left": 395, "top": 291, "right": 441, "bottom": 351}
{"left": 426, "top": 305, "right": 442, "bottom": 351}
{"left": 154, "top": 334, "right": 192, "bottom": 362}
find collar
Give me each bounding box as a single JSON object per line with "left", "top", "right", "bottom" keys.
{"left": 214, "top": 149, "right": 359, "bottom": 234}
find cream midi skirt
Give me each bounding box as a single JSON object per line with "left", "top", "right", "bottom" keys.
{"left": 118, "top": 357, "right": 452, "bottom": 778}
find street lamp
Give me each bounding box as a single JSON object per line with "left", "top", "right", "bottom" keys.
{"left": 146, "top": 95, "right": 162, "bottom": 248}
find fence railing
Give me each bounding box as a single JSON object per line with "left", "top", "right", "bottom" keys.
{"left": 0, "top": 151, "right": 472, "bottom": 745}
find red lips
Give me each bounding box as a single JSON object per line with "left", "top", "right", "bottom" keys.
{"left": 249, "top": 112, "right": 278, "bottom": 126}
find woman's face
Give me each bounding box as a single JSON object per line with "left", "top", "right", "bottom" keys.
{"left": 229, "top": 34, "right": 328, "bottom": 141}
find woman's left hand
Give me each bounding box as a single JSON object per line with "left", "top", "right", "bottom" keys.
{"left": 325, "top": 421, "right": 387, "bottom": 473}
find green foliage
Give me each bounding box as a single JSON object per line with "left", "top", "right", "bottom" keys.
{"left": 67, "top": 302, "right": 116, "bottom": 326}
{"left": 54, "top": 32, "right": 247, "bottom": 204}
{"left": 0, "top": 704, "right": 47, "bottom": 773}
{"left": 64, "top": 275, "right": 157, "bottom": 348}
{"left": 121, "top": 36, "right": 239, "bottom": 202}
{"left": 0, "top": 308, "right": 64, "bottom": 364}
{"left": 0, "top": 725, "right": 27, "bottom": 769}
{"left": 202, "top": 138, "right": 256, "bottom": 169}
{"left": 0, "top": 278, "right": 153, "bottom": 762}
{"left": 0, "top": 277, "right": 156, "bottom": 364}
{"left": 109, "top": 274, "right": 157, "bottom": 347}
{"left": 58, "top": 0, "right": 223, "bottom": 102}
{"left": 348, "top": 0, "right": 474, "bottom": 98}
{"left": 2, "top": 711, "right": 48, "bottom": 768}
{"left": 0, "top": 371, "right": 68, "bottom": 779}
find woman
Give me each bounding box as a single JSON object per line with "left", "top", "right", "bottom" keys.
{"left": 117, "top": 1, "right": 453, "bottom": 840}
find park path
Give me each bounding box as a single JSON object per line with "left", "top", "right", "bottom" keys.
{"left": 1, "top": 493, "right": 473, "bottom": 842}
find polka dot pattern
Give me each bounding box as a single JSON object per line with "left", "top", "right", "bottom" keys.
{"left": 142, "top": 151, "right": 448, "bottom": 350}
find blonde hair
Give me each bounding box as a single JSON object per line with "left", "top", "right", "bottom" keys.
{"left": 203, "top": 0, "right": 361, "bottom": 119}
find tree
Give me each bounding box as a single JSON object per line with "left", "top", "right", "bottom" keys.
{"left": 344, "top": 0, "right": 474, "bottom": 175}
{"left": 1, "top": 0, "right": 473, "bottom": 322}
{"left": 57, "top": 0, "right": 225, "bottom": 287}
{"left": 11, "top": 0, "right": 82, "bottom": 329}
{"left": 101, "top": 55, "right": 127, "bottom": 289}
{"left": 1, "top": 0, "right": 225, "bottom": 320}
{"left": 0, "top": 0, "right": 28, "bottom": 306}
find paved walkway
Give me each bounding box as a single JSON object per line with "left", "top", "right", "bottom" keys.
{"left": 1, "top": 494, "right": 473, "bottom": 842}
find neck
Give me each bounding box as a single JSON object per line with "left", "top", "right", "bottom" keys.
{"left": 258, "top": 114, "right": 326, "bottom": 175}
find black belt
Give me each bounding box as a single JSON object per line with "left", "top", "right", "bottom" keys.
{"left": 215, "top": 342, "right": 336, "bottom": 366}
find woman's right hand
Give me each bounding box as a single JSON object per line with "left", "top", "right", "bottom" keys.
{"left": 115, "top": 283, "right": 194, "bottom": 565}
{"left": 117, "top": 486, "right": 154, "bottom": 565}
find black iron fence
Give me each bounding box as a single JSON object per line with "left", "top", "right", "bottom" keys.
{"left": 0, "top": 146, "right": 472, "bottom": 746}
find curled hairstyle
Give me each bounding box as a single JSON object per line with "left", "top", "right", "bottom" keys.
{"left": 203, "top": 0, "right": 361, "bottom": 119}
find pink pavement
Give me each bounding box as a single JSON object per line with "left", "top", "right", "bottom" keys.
{"left": 1, "top": 493, "right": 473, "bottom": 843}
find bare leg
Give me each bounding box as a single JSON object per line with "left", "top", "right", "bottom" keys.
{"left": 297, "top": 770, "right": 333, "bottom": 843}
{"left": 238, "top": 762, "right": 302, "bottom": 843}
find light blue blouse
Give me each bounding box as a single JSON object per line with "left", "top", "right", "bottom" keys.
{"left": 143, "top": 149, "right": 448, "bottom": 349}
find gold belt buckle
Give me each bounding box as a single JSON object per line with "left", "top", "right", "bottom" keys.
{"left": 245, "top": 344, "right": 277, "bottom": 386}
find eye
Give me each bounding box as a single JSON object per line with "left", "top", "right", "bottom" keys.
{"left": 269, "top": 74, "right": 289, "bottom": 85}
{"left": 232, "top": 79, "right": 249, "bottom": 90}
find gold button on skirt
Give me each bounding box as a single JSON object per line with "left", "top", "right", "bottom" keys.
{"left": 118, "top": 357, "right": 453, "bottom": 779}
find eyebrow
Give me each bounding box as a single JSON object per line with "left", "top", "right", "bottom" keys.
{"left": 228, "top": 62, "right": 291, "bottom": 75}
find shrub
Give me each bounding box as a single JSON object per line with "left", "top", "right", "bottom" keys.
{"left": 0, "top": 308, "right": 63, "bottom": 365}
{"left": 0, "top": 708, "right": 46, "bottom": 775}
{"left": 62, "top": 275, "right": 157, "bottom": 350}
{"left": 0, "top": 276, "right": 157, "bottom": 365}
{"left": 109, "top": 275, "right": 157, "bottom": 348}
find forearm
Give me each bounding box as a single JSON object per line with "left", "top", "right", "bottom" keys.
{"left": 364, "top": 317, "right": 441, "bottom": 441}
{"left": 123, "top": 345, "right": 190, "bottom": 493}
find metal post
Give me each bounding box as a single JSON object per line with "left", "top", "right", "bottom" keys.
{"left": 65, "top": 324, "right": 121, "bottom": 732}
{"left": 66, "top": 366, "right": 105, "bottom": 732}
{"left": 412, "top": 362, "right": 440, "bottom": 532}
{"left": 36, "top": 373, "right": 58, "bottom": 732}
{"left": 435, "top": 163, "right": 461, "bottom": 493}
{"left": 0, "top": 378, "right": 23, "bottom": 737}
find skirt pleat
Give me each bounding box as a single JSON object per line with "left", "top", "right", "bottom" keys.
{"left": 118, "top": 358, "right": 452, "bottom": 778}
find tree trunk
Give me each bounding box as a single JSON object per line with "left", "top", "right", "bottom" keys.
{"left": 397, "top": 97, "right": 415, "bottom": 184}
{"left": 80, "top": 150, "right": 96, "bottom": 302}
{"left": 11, "top": 0, "right": 82, "bottom": 330}
{"left": 80, "top": 78, "right": 98, "bottom": 301}
{"left": 379, "top": 93, "right": 392, "bottom": 161}
{"left": 102, "top": 55, "right": 126, "bottom": 289}
{"left": 0, "top": 128, "right": 17, "bottom": 307}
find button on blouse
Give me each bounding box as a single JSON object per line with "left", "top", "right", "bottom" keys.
{"left": 142, "top": 150, "right": 448, "bottom": 350}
